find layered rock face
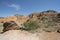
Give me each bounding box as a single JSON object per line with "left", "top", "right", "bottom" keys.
{"left": 28, "top": 10, "right": 57, "bottom": 19}
{"left": 0, "top": 16, "right": 17, "bottom": 23}
{"left": 0, "top": 15, "right": 29, "bottom": 28}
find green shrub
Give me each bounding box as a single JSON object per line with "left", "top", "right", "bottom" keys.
{"left": 24, "top": 20, "right": 39, "bottom": 31}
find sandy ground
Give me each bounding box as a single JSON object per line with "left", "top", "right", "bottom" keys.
{"left": 0, "top": 30, "right": 40, "bottom": 40}
{"left": 38, "top": 32, "right": 60, "bottom": 40}
{"left": 0, "top": 30, "right": 60, "bottom": 40}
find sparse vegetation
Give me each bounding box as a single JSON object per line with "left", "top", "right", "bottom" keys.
{"left": 0, "top": 10, "right": 60, "bottom": 33}
{"left": 24, "top": 20, "right": 39, "bottom": 31}
{"left": 23, "top": 12, "right": 59, "bottom": 33}
{"left": 38, "top": 13, "right": 58, "bottom": 32}
{"left": 0, "top": 22, "right": 3, "bottom": 33}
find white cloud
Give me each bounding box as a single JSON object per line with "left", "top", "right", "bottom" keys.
{"left": 8, "top": 4, "right": 20, "bottom": 10}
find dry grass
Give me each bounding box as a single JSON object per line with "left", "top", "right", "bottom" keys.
{"left": 0, "top": 23, "right": 3, "bottom": 33}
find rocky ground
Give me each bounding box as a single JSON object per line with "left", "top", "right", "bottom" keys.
{"left": 0, "top": 30, "right": 60, "bottom": 40}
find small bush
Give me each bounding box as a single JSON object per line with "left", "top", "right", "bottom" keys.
{"left": 24, "top": 20, "right": 39, "bottom": 31}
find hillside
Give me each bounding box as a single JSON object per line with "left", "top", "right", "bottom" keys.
{"left": 23, "top": 10, "right": 60, "bottom": 33}
{"left": 0, "top": 10, "right": 60, "bottom": 33}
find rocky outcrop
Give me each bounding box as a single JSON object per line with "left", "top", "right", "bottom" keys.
{"left": 28, "top": 10, "right": 57, "bottom": 19}
{"left": 0, "top": 15, "right": 29, "bottom": 28}
{"left": 0, "top": 16, "right": 17, "bottom": 23}
{"left": 28, "top": 12, "right": 43, "bottom": 19}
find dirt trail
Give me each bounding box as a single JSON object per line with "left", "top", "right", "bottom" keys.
{"left": 0, "top": 30, "right": 39, "bottom": 40}
{"left": 0, "top": 30, "right": 60, "bottom": 40}
{"left": 38, "top": 32, "right": 60, "bottom": 40}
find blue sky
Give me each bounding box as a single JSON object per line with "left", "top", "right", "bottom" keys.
{"left": 0, "top": 0, "right": 60, "bottom": 17}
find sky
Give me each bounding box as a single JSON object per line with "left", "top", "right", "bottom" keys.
{"left": 0, "top": 0, "right": 60, "bottom": 17}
